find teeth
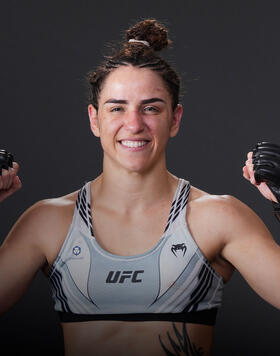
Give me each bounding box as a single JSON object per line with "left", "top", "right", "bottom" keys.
{"left": 121, "top": 140, "right": 148, "bottom": 148}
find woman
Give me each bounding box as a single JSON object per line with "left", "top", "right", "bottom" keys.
{"left": 0, "top": 19, "right": 280, "bottom": 356}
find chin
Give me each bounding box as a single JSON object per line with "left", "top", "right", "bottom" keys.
{"left": 121, "top": 161, "right": 152, "bottom": 174}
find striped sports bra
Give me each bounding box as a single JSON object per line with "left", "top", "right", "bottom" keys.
{"left": 48, "top": 178, "right": 224, "bottom": 325}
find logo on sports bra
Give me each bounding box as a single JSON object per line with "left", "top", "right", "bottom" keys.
{"left": 171, "top": 243, "right": 187, "bottom": 257}
{"left": 105, "top": 270, "right": 144, "bottom": 283}
{"left": 72, "top": 246, "right": 81, "bottom": 256}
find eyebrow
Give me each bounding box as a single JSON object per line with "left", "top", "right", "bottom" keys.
{"left": 104, "top": 97, "right": 166, "bottom": 105}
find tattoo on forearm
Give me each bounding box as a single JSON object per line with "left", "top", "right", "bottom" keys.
{"left": 158, "top": 323, "right": 204, "bottom": 356}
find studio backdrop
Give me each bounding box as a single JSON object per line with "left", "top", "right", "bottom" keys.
{"left": 1, "top": 1, "right": 280, "bottom": 355}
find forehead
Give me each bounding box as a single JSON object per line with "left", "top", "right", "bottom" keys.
{"left": 99, "top": 66, "right": 171, "bottom": 103}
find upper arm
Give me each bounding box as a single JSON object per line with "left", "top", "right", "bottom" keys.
{"left": 0, "top": 201, "right": 54, "bottom": 314}
{"left": 220, "top": 196, "right": 280, "bottom": 309}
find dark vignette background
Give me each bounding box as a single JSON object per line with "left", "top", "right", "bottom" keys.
{"left": 1, "top": 1, "right": 280, "bottom": 355}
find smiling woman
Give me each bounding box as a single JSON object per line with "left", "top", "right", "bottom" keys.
{"left": 88, "top": 66, "right": 182, "bottom": 174}
{"left": 1, "top": 18, "right": 280, "bottom": 356}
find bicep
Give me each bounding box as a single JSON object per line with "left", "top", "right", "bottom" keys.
{"left": 0, "top": 206, "right": 47, "bottom": 314}
{"left": 221, "top": 199, "right": 280, "bottom": 309}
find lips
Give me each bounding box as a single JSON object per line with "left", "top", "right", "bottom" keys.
{"left": 118, "top": 138, "right": 151, "bottom": 148}
{"left": 120, "top": 140, "right": 148, "bottom": 148}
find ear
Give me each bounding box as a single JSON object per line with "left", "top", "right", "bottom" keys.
{"left": 88, "top": 104, "right": 100, "bottom": 137}
{"left": 169, "top": 104, "right": 183, "bottom": 138}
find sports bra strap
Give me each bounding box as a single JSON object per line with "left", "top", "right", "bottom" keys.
{"left": 164, "top": 179, "right": 190, "bottom": 234}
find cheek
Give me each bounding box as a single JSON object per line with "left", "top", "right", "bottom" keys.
{"left": 146, "top": 117, "right": 171, "bottom": 138}
{"left": 100, "top": 118, "right": 121, "bottom": 136}
{"left": 99, "top": 118, "right": 122, "bottom": 149}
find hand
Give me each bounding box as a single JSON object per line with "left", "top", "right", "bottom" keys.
{"left": 243, "top": 151, "right": 278, "bottom": 203}
{"left": 0, "top": 162, "right": 22, "bottom": 203}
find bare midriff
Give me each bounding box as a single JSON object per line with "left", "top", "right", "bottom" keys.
{"left": 62, "top": 320, "right": 214, "bottom": 356}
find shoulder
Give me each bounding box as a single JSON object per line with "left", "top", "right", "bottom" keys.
{"left": 188, "top": 185, "right": 238, "bottom": 218}
{"left": 20, "top": 190, "right": 78, "bottom": 229}
{"left": 188, "top": 184, "right": 272, "bottom": 245}
{"left": 189, "top": 185, "right": 255, "bottom": 220}
{"left": 3, "top": 189, "right": 80, "bottom": 250}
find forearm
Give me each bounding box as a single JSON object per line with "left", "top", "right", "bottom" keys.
{"left": 0, "top": 242, "right": 43, "bottom": 315}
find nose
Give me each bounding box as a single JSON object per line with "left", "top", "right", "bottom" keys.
{"left": 124, "top": 110, "right": 145, "bottom": 133}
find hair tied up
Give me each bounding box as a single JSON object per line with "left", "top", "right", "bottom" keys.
{"left": 87, "top": 18, "right": 179, "bottom": 111}
{"left": 126, "top": 18, "right": 171, "bottom": 52}
{"left": 128, "top": 39, "right": 150, "bottom": 47}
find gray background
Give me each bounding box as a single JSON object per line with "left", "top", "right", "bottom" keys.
{"left": 1, "top": 1, "right": 280, "bottom": 355}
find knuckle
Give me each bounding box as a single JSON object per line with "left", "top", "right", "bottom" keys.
{"left": 12, "top": 162, "right": 19, "bottom": 172}
{"left": 2, "top": 169, "right": 8, "bottom": 177}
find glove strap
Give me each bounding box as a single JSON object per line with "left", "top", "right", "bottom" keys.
{"left": 272, "top": 202, "right": 280, "bottom": 222}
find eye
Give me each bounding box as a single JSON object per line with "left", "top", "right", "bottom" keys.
{"left": 110, "top": 106, "right": 124, "bottom": 112}
{"left": 143, "top": 106, "right": 159, "bottom": 113}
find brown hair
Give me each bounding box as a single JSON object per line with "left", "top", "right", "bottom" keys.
{"left": 87, "top": 19, "right": 180, "bottom": 111}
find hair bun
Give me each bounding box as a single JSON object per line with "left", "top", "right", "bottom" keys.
{"left": 126, "top": 19, "right": 171, "bottom": 51}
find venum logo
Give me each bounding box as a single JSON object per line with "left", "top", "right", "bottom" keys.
{"left": 106, "top": 270, "right": 144, "bottom": 283}
{"left": 171, "top": 243, "right": 187, "bottom": 257}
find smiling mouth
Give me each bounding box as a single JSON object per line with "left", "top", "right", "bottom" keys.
{"left": 119, "top": 140, "right": 150, "bottom": 148}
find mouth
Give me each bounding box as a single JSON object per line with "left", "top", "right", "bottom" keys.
{"left": 118, "top": 139, "right": 150, "bottom": 148}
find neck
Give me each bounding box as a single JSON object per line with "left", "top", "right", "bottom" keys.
{"left": 91, "top": 158, "right": 178, "bottom": 214}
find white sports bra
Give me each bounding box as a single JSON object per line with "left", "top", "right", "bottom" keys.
{"left": 48, "top": 178, "right": 224, "bottom": 325}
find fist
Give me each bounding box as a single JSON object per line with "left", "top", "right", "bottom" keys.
{"left": 0, "top": 150, "right": 22, "bottom": 203}
{"left": 243, "top": 142, "right": 280, "bottom": 203}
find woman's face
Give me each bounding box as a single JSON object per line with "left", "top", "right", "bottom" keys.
{"left": 88, "top": 65, "right": 182, "bottom": 174}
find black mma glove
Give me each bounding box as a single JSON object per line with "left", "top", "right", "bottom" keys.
{"left": 0, "top": 149, "right": 14, "bottom": 175}
{"left": 252, "top": 142, "right": 280, "bottom": 222}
